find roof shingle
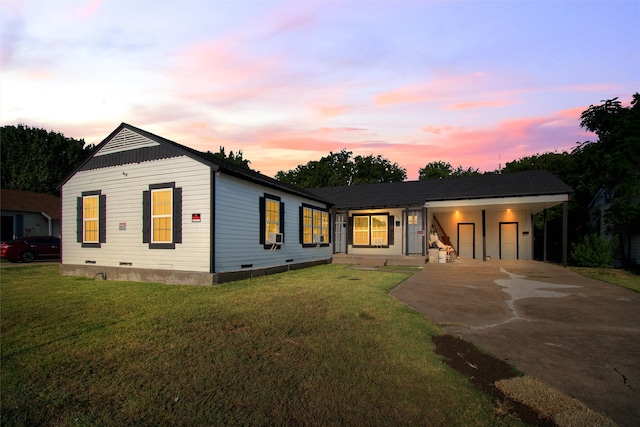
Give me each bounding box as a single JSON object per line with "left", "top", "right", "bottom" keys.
{"left": 0, "top": 189, "right": 61, "bottom": 219}
{"left": 308, "top": 170, "right": 572, "bottom": 209}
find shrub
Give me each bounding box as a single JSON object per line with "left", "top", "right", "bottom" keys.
{"left": 570, "top": 234, "right": 614, "bottom": 267}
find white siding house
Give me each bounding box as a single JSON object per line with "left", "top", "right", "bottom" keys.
{"left": 59, "top": 123, "right": 332, "bottom": 285}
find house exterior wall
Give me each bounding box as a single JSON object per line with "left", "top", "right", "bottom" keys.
{"left": 61, "top": 155, "right": 212, "bottom": 272}
{"left": 214, "top": 174, "right": 332, "bottom": 272}
{"left": 1, "top": 211, "right": 60, "bottom": 239}
{"left": 345, "top": 208, "right": 405, "bottom": 256}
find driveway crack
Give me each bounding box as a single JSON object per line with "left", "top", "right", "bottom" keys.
{"left": 614, "top": 367, "right": 636, "bottom": 391}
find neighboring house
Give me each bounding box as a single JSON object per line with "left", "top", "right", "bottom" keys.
{"left": 59, "top": 123, "right": 573, "bottom": 285}
{"left": 309, "top": 170, "right": 572, "bottom": 263}
{"left": 0, "top": 189, "right": 61, "bottom": 241}
{"left": 588, "top": 187, "right": 640, "bottom": 265}
{"left": 58, "top": 123, "right": 333, "bottom": 285}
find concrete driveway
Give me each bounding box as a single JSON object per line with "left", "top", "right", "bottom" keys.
{"left": 391, "top": 260, "right": 640, "bottom": 427}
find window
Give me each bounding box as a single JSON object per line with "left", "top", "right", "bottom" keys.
{"left": 143, "top": 183, "right": 182, "bottom": 249}
{"left": 259, "top": 194, "right": 284, "bottom": 248}
{"left": 266, "top": 198, "right": 280, "bottom": 242}
{"left": 371, "top": 215, "right": 388, "bottom": 246}
{"left": 350, "top": 213, "right": 394, "bottom": 248}
{"left": 300, "top": 204, "right": 330, "bottom": 246}
{"left": 353, "top": 216, "right": 370, "bottom": 246}
{"left": 408, "top": 213, "right": 418, "bottom": 225}
{"left": 77, "top": 190, "right": 106, "bottom": 247}
{"left": 83, "top": 195, "right": 99, "bottom": 243}
{"left": 152, "top": 188, "right": 172, "bottom": 243}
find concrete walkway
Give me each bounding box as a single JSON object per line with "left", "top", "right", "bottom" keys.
{"left": 390, "top": 260, "right": 640, "bottom": 427}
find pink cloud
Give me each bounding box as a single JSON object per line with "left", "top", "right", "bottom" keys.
{"left": 445, "top": 99, "right": 519, "bottom": 110}
{"left": 374, "top": 72, "right": 488, "bottom": 107}
{"left": 422, "top": 125, "right": 453, "bottom": 134}
{"left": 318, "top": 127, "right": 368, "bottom": 133}
{"left": 75, "top": 0, "right": 104, "bottom": 20}
{"left": 312, "top": 105, "right": 350, "bottom": 119}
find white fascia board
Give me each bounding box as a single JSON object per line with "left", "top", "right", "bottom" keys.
{"left": 424, "top": 194, "right": 568, "bottom": 209}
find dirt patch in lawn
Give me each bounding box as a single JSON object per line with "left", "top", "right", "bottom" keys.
{"left": 432, "top": 334, "right": 617, "bottom": 427}
{"left": 433, "top": 334, "right": 556, "bottom": 426}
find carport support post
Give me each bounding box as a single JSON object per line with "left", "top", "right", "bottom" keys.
{"left": 543, "top": 208, "right": 547, "bottom": 262}
{"left": 562, "top": 201, "right": 568, "bottom": 268}
{"left": 482, "top": 209, "right": 487, "bottom": 261}
{"left": 422, "top": 207, "right": 427, "bottom": 256}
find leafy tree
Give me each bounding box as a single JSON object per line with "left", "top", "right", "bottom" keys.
{"left": 352, "top": 154, "right": 406, "bottom": 184}
{"left": 418, "top": 161, "right": 480, "bottom": 180}
{"left": 574, "top": 94, "right": 640, "bottom": 264}
{"left": 0, "top": 124, "right": 94, "bottom": 195}
{"left": 275, "top": 149, "right": 405, "bottom": 188}
{"left": 204, "top": 146, "right": 251, "bottom": 169}
{"left": 275, "top": 149, "right": 354, "bottom": 188}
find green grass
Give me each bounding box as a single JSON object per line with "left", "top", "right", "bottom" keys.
{"left": 571, "top": 266, "right": 640, "bottom": 292}
{"left": 1, "top": 264, "right": 521, "bottom": 426}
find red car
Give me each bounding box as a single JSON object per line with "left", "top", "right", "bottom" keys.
{"left": 0, "top": 236, "right": 61, "bottom": 263}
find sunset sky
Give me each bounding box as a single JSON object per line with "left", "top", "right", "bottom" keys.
{"left": 1, "top": 0, "right": 638, "bottom": 180}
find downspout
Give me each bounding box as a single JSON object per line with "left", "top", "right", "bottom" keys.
{"left": 211, "top": 168, "right": 217, "bottom": 276}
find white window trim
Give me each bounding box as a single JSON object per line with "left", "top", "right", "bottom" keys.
{"left": 83, "top": 194, "right": 99, "bottom": 244}
{"left": 151, "top": 188, "right": 173, "bottom": 244}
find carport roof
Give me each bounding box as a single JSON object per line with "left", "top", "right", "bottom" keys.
{"left": 307, "top": 170, "right": 572, "bottom": 209}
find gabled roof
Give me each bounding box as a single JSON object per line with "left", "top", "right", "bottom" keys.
{"left": 59, "top": 123, "right": 331, "bottom": 205}
{"left": 0, "top": 189, "right": 61, "bottom": 219}
{"left": 307, "top": 170, "right": 573, "bottom": 209}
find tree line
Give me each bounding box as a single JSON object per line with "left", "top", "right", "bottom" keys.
{"left": 1, "top": 93, "right": 637, "bottom": 266}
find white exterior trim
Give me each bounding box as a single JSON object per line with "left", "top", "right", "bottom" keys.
{"left": 424, "top": 194, "right": 568, "bottom": 213}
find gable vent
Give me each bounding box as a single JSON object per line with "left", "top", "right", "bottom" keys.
{"left": 95, "top": 128, "right": 160, "bottom": 156}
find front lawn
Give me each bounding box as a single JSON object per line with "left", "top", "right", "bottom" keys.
{"left": 571, "top": 266, "right": 640, "bottom": 292}
{"left": 1, "top": 264, "right": 520, "bottom": 426}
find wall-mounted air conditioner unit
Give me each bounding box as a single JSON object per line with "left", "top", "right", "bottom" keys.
{"left": 267, "top": 233, "right": 283, "bottom": 245}
{"left": 313, "top": 235, "right": 324, "bottom": 243}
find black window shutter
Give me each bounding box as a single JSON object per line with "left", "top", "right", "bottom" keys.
{"left": 99, "top": 195, "right": 107, "bottom": 243}
{"left": 259, "top": 197, "right": 265, "bottom": 245}
{"left": 347, "top": 216, "right": 353, "bottom": 245}
{"left": 388, "top": 215, "right": 394, "bottom": 246}
{"left": 299, "top": 206, "right": 304, "bottom": 244}
{"left": 142, "top": 190, "right": 151, "bottom": 243}
{"left": 173, "top": 187, "right": 182, "bottom": 243}
{"left": 76, "top": 197, "right": 83, "bottom": 243}
{"left": 280, "top": 202, "right": 285, "bottom": 242}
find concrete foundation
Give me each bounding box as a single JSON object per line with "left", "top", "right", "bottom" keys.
{"left": 60, "top": 258, "right": 332, "bottom": 286}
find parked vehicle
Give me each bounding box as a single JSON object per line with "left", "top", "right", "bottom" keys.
{"left": 0, "top": 236, "right": 61, "bottom": 263}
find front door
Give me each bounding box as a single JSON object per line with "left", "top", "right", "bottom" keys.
{"left": 500, "top": 222, "right": 518, "bottom": 260}
{"left": 334, "top": 213, "right": 346, "bottom": 253}
{"left": 457, "top": 223, "right": 475, "bottom": 259}
{"left": 407, "top": 210, "right": 422, "bottom": 255}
